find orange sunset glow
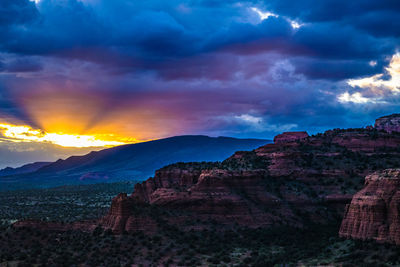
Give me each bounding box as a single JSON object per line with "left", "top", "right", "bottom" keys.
{"left": 11, "top": 86, "right": 184, "bottom": 143}
{"left": 0, "top": 122, "right": 137, "bottom": 148}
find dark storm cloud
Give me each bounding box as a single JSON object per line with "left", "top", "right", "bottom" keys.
{"left": 203, "top": 16, "right": 293, "bottom": 52}
{"left": 2, "top": 0, "right": 106, "bottom": 55}
{"left": 263, "top": 0, "right": 400, "bottom": 23}
{"left": 0, "top": 0, "right": 398, "bottom": 80}
{"left": 0, "top": 0, "right": 38, "bottom": 26}
{"left": 292, "top": 23, "right": 393, "bottom": 60}
{"left": 350, "top": 10, "right": 400, "bottom": 38}
{"left": 291, "top": 58, "right": 384, "bottom": 81}
{"left": 0, "top": 0, "right": 399, "bottom": 148}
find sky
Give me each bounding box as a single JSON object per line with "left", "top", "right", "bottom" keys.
{"left": 0, "top": 0, "right": 399, "bottom": 168}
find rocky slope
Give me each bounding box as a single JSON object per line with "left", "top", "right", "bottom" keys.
{"left": 98, "top": 115, "right": 400, "bottom": 233}
{"left": 339, "top": 169, "right": 400, "bottom": 244}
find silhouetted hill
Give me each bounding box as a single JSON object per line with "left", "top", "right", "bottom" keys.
{"left": 0, "top": 135, "right": 270, "bottom": 190}
{"left": 0, "top": 162, "right": 51, "bottom": 177}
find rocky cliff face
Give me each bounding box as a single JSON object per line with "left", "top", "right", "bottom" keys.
{"left": 100, "top": 193, "right": 158, "bottom": 233}
{"left": 375, "top": 114, "right": 400, "bottom": 133}
{"left": 339, "top": 169, "right": 400, "bottom": 244}
{"left": 99, "top": 119, "right": 400, "bottom": 233}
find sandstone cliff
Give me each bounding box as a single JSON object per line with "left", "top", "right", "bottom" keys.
{"left": 99, "top": 117, "right": 400, "bottom": 233}
{"left": 339, "top": 169, "right": 400, "bottom": 244}
{"left": 100, "top": 193, "right": 158, "bottom": 233}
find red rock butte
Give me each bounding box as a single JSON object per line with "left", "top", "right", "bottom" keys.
{"left": 339, "top": 169, "right": 400, "bottom": 245}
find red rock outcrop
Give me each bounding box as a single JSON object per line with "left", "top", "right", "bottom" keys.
{"left": 339, "top": 169, "right": 400, "bottom": 244}
{"left": 99, "top": 168, "right": 302, "bottom": 232}
{"left": 133, "top": 167, "right": 203, "bottom": 203}
{"left": 273, "top": 131, "right": 309, "bottom": 144}
{"left": 375, "top": 114, "right": 400, "bottom": 133}
{"left": 99, "top": 193, "right": 158, "bottom": 233}
{"left": 103, "top": 117, "right": 400, "bottom": 232}
{"left": 100, "top": 123, "right": 400, "bottom": 233}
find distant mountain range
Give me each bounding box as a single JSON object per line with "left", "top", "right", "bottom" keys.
{"left": 0, "top": 162, "right": 51, "bottom": 177}
{"left": 0, "top": 135, "right": 270, "bottom": 191}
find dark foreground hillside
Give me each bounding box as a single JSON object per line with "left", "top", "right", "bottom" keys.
{"left": 0, "top": 183, "right": 398, "bottom": 267}
{"left": 2, "top": 217, "right": 400, "bottom": 266}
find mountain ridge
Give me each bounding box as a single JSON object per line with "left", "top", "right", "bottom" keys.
{"left": 0, "top": 162, "right": 51, "bottom": 177}
{"left": 0, "top": 135, "right": 270, "bottom": 191}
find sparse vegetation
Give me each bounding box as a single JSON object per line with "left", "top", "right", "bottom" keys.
{"left": 1, "top": 220, "right": 400, "bottom": 266}
{"left": 0, "top": 182, "right": 135, "bottom": 224}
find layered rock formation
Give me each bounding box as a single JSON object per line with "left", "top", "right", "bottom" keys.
{"left": 99, "top": 115, "right": 400, "bottom": 233}
{"left": 339, "top": 169, "right": 400, "bottom": 244}
{"left": 100, "top": 193, "right": 158, "bottom": 233}
{"left": 375, "top": 114, "right": 400, "bottom": 133}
